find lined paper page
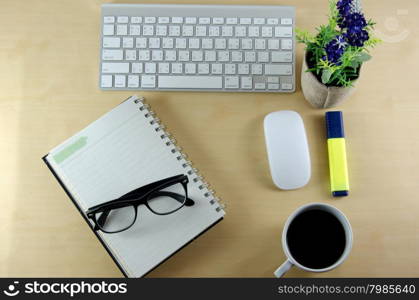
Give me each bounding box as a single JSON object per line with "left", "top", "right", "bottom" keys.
{"left": 46, "top": 96, "right": 224, "bottom": 277}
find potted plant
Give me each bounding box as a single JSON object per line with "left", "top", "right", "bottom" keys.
{"left": 297, "top": 0, "right": 380, "bottom": 108}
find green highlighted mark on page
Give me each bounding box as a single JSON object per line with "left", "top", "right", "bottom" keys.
{"left": 53, "top": 136, "right": 88, "bottom": 164}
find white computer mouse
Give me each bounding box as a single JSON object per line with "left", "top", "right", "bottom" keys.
{"left": 263, "top": 111, "right": 311, "bottom": 190}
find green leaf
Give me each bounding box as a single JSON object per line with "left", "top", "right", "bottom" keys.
{"left": 321, "top": 69, "right": 333, "bottom": 84}
{"left": 356, "top": 52, "right": 372, "bottom": 62}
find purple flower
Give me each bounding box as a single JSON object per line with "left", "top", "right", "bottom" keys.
{"left": 337, "top": 0, "right": 353, "bottom": 19}
{"left": 344, "top": 29, "right": 369, "bottom": 47}
{"left": 325, "top": 35, "right": 347, "bottom": 65}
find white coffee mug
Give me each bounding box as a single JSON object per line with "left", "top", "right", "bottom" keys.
{"left": 274, "top": 203, "right": 353, "bottom": 277}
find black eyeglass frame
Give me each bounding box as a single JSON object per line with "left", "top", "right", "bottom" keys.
{"left": 86, "top": 174, "right": 194, "bottom": 233}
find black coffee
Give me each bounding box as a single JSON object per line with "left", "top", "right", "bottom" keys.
{"left": 286, "top": 209, "right": 346, "bottom": 269}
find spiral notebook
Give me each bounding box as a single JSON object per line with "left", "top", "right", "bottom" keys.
{"left": 43, "top": 95, "right": 225, "bottom": 277}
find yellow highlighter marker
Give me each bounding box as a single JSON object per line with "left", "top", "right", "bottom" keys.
{"left": 326, "top": 111, "right": 349, "bottom": 197}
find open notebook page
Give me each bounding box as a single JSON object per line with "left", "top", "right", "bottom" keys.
{"left": 46, "top": 96, "right": 224, "bottom": 277}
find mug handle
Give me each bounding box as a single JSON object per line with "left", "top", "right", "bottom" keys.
{"left": 274, "top": 260, "right": 293, "bottom": 278}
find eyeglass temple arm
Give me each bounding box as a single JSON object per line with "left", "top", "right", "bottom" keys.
{"left": 96, "top": 191, "right": 194, "bottom": 228}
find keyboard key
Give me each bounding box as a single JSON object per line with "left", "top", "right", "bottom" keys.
{"left": 165, "top": 50, "right": 176, "bottom": 61}
{"left": 152, "top": 50, "right": 163, "bottom": 61}
{"left": 171, "top": 63, "right": 183, "bottom": 73}
{"left": 169, "top": 26, "right": 181, "bottom": 36}
{"left": 225, "top": 64, "right": 236, "bottom": 74}
{"left": 117, "top": 16, "right": 128, "bottom": 23}
{"left": 131, "top": 16, "right": 142, "bottom": 23}
{"left": 268, "top": 83, "right": 280, "bottom": 89}
{"left": 267, "top": 39, "right": 280, "bottom": 50}
{"left": 255, "top": 39, "right": 266, "bottom": 50}
{"left": 172, "top": 17, "right": 183, "bottom": 24}
{"left": 198, "top": 63, "right": 210, "bottom": 74}
{"left": 185, "top": 63, "right": 196, "bottom": 74}
{"left": 202, "top": 39, "right": 213, "bottom": 49}
{"left": 142, "top": 25, "right": 154, "bottom": 36}
{"left": 267, "top": 18, "right": 279, "bottom": 25}
{"left": 241, "top": 76, "right": 253, "bottom": 89}
{"left": 149, "top": 38, "right": 160, "bottom": 48}
{"left": 251, "top": 64, "right": 262, "bottom": 74}
{"left": 138, "top": 50, "right": 151, "bottom": 61}
{"left": 185, "top": 17, "right": 197, "bottom": 24}
{"left": 175, "top": 38, "right": 187, "bottom": 49}
{"left": 144, "top": 17, "right": 156, "bottom": 23}
{"left": 196, "top": 26, "right": 207, "bottom": 37}
{"left": 125, "top": 50, "right": 136, "bottom": 60}
{"left": 275, "top": 26, "right": 293, "bottom": 37}
{"left": 281, "top": 18, "right": 293, "bottom": 25}
{"left": 218, "top": 51, "right": 229, "bottom": 62}
{"left": 261, "top": 27, "right": 273, "bottom": 37}
{"left": 182, "top": 26, "right": 194, "bottom": 36}
{"left": 141, "top": 75, "right": 156, "bottom": 88}
{"left": 211, "top": 64, "right": 222, "bottom": 74}
{"left": 116, "top": 24, "right": 128, "bottom": 35}
{"left": 255, "top": 82, "right": 266, "bottom": 89}
{"left": 158, "top": 17, "right": 170, "bottom": 24}
{"left": 191, "top": 50, "right": 203, "bottom": 61}
{"left": 281, "top": 39, "right": 293, "bottom": 50}
{"left": 122, "top": 37, "right": 134, "bottom": 48}
{"left": 179, "top": 50, "right": 190, "bottom": 61}
{"left": 162, "top": 38, "right": 174, "bottom": 49}
{"left": 102, "top": 50, "right": 123, "bottom": 60}
{"left": 265, "top": 64, "right": 292, "bottom": 75}
{"left": 114, "top": 75, "right": 126, "bottom": 87}
{"left": 254, "top": 18, "right": 265, "bottom": 24}
{"left": 102, "top": 63, "right": 129, "bottom": 73}
{"left": 131, "top": 63, "right": 143, "bottom": 73}
{"left": 242, "top": 39, "right": 252, "bottom": 50}
{"left": 136, "top": 38, "right": 147, "bottom": 48}
{"left": 238, "top": 64, "right": 249, "bottom": 74}
{"left": 103, "top": 24, "right": 114, "bottom": 35}
{"left": 281, "top": 83, "right": 293, "bottom": 90}
{"left": 231, "top": 51, "right": 242, "bottom": 62}
{"left": 257, "top": 52, "right": 269, "bottom": 62}
{"left": 156, "top": 25, "right": 167, "bottom": 36}
{"left": 205, "top": 50, "right": 216, "bottom": 61}
{"left": 221, "top": 26, "right": 233, "bottom": 37}
{"left": 214, "top": 38, "right": 226, "bottom": 49}
{"left": 226, "top": 18, "right": 237, "bottom": 24}
{"left": 208, "top": 26, "right": 220, "bottom": 37}
{"left": 158, "top": 63, "right": 170, "bottom": 73}
{"left": 189, "top": 38, "right": 200, "bottom": 49}
{"left": 128, "top": 75, "right": 140, "bottom": 87}
{"left": 267, "top": 77, "right": 279, "bottom": 83}
{"left": 228, "top": 38, "right": 240, "bottom": 49}
{"left": 199, "top": 17, "right": 210, "bottom": 24}
{"left": 248, "top": 27, "right": 259, "bottom": 37}
{"left": 159, "top": 76, "right": 222, "bottom": 89}
{"left": 245, "top": 52, "right": 256, "bottom": 62}
{"left": 104, "top": 16, "right": 115, "bottom": 23}
{"left": 272, "top": 52, "right": 293, "bottom": 62}
{"left": 213, "top": 17, "right": 224, "bottom": 24}
{"left": 225, "top": 76, "right": 239, "bottom": 88}
{"left": 235, "top": 26, "right": 246, "bottom": 37}
{"left": 103, "top": 37, "right": 120, "bottom": 48}
{"left": 240, "top": 18, "right": 251, "bottom": 25}
{"left": 101, "top": 75, "right": 113, "bottom": 87}
{"left": 144, "top": 62, "right": 156, "bottom": 73}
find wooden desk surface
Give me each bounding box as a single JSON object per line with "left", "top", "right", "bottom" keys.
{"left": 1, "top": 0, "right": 418, "bottom": 277}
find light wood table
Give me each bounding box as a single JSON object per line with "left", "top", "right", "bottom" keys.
{"left": 1, "top": 0, "right": 418, "bottom": 277}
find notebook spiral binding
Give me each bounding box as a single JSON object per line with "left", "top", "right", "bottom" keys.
{"left": 133, "top": 96, "right": 226, "bottom": 213}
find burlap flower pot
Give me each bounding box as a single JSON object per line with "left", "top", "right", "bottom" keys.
{"left": 301, "top": 52, "right": 358, "bottom": 109}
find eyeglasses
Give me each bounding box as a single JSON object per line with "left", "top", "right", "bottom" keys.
{"left": 86, "top": 174, "right": 194, "bottom": 233}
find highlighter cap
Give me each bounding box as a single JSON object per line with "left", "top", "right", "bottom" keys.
{"left": 326, "top": 111, "right": 345, "bottom": 139}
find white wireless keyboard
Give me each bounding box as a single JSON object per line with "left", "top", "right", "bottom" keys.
{"left": 100, "top": 4, "right": 295, "bottom": 92}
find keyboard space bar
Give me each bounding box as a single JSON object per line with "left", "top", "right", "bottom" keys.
{"left": 158, "top": 76, "right": 222, "bottom": 89}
